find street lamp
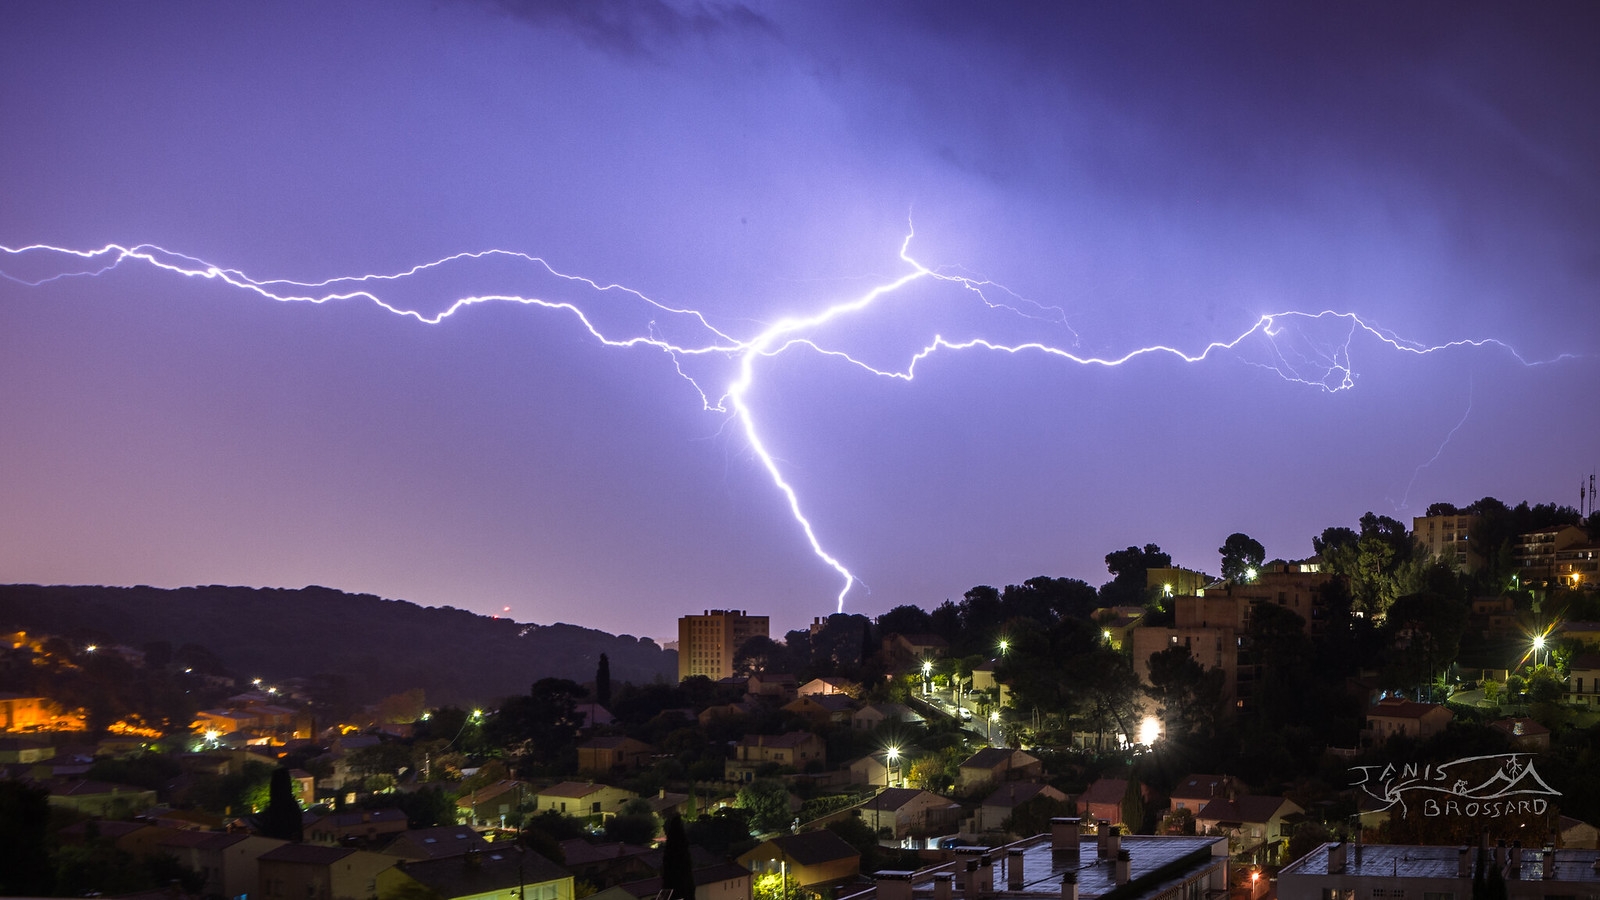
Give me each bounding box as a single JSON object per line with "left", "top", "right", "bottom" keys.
{"left": 988, "top": 711, "right": 999, "bottom": 742}
{"left": 998, "top": 639, "right": 1009, "bottom": 656}
{"left": 1533, "top": 634, "right": 1546, "bottom": 669}
{"left": 922, "top": 660, "right": 932, "bottom": 696}
{"left": 885, "top": 747, "right": 900, "bottom": 788}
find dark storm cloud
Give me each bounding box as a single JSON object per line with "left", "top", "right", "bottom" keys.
{"left": 484, "top": 0, "right": 772, "bottom": 58}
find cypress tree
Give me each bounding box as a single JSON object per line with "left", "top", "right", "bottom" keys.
{"left": 661, "top": 814, "right": 696, "bottom": 900}
{"left": 596, "top": 653, "right": 612, "bottom": 708}
{"left": 259, "top": 767, "right": 304, "bottom": 842}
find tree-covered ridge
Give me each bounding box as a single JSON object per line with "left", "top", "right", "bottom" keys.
{"left": 0, "top": 583, "right": 675, "bottom": 708}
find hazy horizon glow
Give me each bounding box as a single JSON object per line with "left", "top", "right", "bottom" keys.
{"left": 3, "top": 2, "right": 1597, "bottom": 641}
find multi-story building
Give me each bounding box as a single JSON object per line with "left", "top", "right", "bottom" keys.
{"left": 1556, "top": 541, "right": 1600, "bottom": 589}
{"left": 1514, "top": 525, "right": 1589, "bottom": 588}
{"left": 1130, "top": 560, "right": 1329, "bottom": 711}
{"left": 677, "top": 609, "right": 768, "bottom": 681}
{"left": 1279, "top": 841, "right": 1600, "bottom": 900}
{"left": 1413, "top": 512, "right": 1483, "bottom": 572}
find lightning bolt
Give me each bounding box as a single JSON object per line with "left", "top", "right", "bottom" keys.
{"left": 0, "top": 232, "right": 1574, "bottom": 614}
{"left": 1395, "top": 382, "right": 1475, "bottom": 512}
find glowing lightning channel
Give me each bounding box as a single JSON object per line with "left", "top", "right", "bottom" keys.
{"left": 0, "top": 233, "right": 1573, "bottom": 615}
{"left": 1395, "top": 383, "right": 1475, "bottom": 512}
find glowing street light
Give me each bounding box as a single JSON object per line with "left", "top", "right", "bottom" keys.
{"left": 1244, "top": 567, "right": 1258, "bottom": 582}
{"left": 998, "top": 638, "right": 1009, "bottom": 656}
{"left": 885, "top": 747, "right": 900, "bottom": 788}
{"left": 1532, "top": 634, "right": 1546, "bottom": 669}
{"left": 921, "top": 660, "right": 932, "bottom": 696}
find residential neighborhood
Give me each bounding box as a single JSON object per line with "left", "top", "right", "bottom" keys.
{"left": 3, "top": 497, "right": 1600, "bottom": 900}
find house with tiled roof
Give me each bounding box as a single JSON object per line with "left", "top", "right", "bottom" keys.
{"left": 1490, "top": 717, "right": 1551, "bottom": 751}
{"left": 1076, "top": 778, "right": 1132, "bottom": 828}
{"left": 258, "top": 843, "right": 396, "bottom": 900}
{"left": 304, "top": 807, "right": 410, "bottom": 846}
{"left": 1568, "top": 653, "right": 1600, "bottom": 708}
{"left": 782, "top": 694, "right": 856, "bottom": 729}
{"left": 558, "top": 838, "right": 657, "bottom": 889}
{"left": 1167, "top": 774, "right": 1245, "bottom": 814}
{"left": 851, "top": 703, "right": 923, "bottom": 731}
{"left": 859, "top": 787, "right": 962, "bottom": 840}
{"left": 158, "top": 831, "right": 287, "bottom": 900}
{"left": 1364, "top": 697, "right": 1453, "bottom": 742}
{"left": 380, "top": 824, "right": 490, "bottom": 861}
{"left": 578, "top": 735, "right": 653, "bottom": 774}
{"left": 956, "top": 747, "right": 1041, "bottom": 792}
{"left": 974, "top": 781, "right": 1070, "bottom": 836}
{"left": 459, "top": 779, "right": 535, "bottom": 826}
{"left": 798, "top": 677, "right": 860, "bottom": 697}
{"left": 46, "top": 778, "right": 157, "bottom": 818}
{"left": 726, "top": 732, "right": 826, "bottom": 783}
{"left": 378, "top": 846, "right": 574, "bottom": 900}
{"left": 613, "top": 859, "right": 753, "bottom": 900}
{"left": 1194, "top": 793, "right": 1303, "bottom": 858}
{"left": 737, "top": 829, "right": 861, "bottom": 890}
{"left": 530, "top": 781, "right": 636, "bottom": 819}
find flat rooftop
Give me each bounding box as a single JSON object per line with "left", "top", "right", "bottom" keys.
{"left": 874, "top": 834, "right": 1226, "bottom": 899}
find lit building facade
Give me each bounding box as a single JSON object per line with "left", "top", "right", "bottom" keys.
{"left": 1413, "top": 512, "right": 1483, "bottom": 573}
{"left": 677, "top": 609, "right": 768, "bottom": 682}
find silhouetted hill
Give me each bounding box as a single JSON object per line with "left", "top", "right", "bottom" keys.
{"left": 0, "top": 584, "right": 675, "bottom": 708}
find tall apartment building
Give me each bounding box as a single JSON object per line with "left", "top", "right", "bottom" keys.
{"left": 1413, "top": 511, "right": 1483, "bottom": 572}
{"left": 677, "top": 609, "right": 768, "bottom": 682}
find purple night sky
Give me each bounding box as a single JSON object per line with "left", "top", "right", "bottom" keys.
{"left": 3, "top": 2, "right": 1597, "bottom": 642}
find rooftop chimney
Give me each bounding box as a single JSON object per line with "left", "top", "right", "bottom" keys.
{"left": 1458, "top": 847, "right": 1471, "bottom": 879}
{"left": 1051, "top": 817, "right": 1081, "bottom": 852}
{"left": 1495, "top": 840, "right": 1506, "bottom": 873}
{"left": 1542, "top": 847, "right": 1554, "bottom": 881}
{"left": 934, "top": 873, "right": 954, "bottom": 900}
{"left": 1510, "top": 841, "right": 1522, "bottom": 876}
{"left": 1328, "top": 842, "right": 1346, "bottom": 874}
{"left": 1114, "top": 849, "right": 1131, "bottom": 886}
{"left": 875, "top": 872, "right": 914, "bottom": 900}
{"left": 1008, "top": 849, "right": 1025, "bottom": 890}
{"left": 1061, "top": 871, "right": 1078, "bottom": 900}
{"left": 1097, "top": 821, "right": 1112, "bottom": 858}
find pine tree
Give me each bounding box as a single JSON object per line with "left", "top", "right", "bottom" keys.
{"left": 259, "top": 767, "right": 304, "bottom": 842}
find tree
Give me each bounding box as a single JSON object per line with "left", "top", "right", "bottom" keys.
{"left": 1101, "top": 544, "right": 1171, "bottom": 606}
{"left": 877, "top": 604, "right": 933, "bottom": 637}
{"left": 376, "top": 688, "right": 427, "bottom": 724}
{"left": 736, "top": 778, "right": 792, "bottom": 835}
{"left": 661, "top": 815, "right": 696, "bottom": 900}
{"left": 1002, "top": 793, "right": 1074, "bottom": 838}
{"left": 1218, "top": 533, "right": 1266, "bottom": 583}
{"left": 606, "top": 798, "right": 659, "bottom": 844}
{"left": 1143, "top": 644, "right": 1224, "bottom": 741}
{"left": 0, "top": 779, "right": 53, "bottom": 895}
{"left": 258, "top": 767, "right": 303, "bottom": 842}
{"left": 1121, "top": 776, "right": 1147, "bottom": 834}
{"left": 596, "top": 653, "right": 612, "bottom": 708}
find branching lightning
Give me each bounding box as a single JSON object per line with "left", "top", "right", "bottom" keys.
{"left": 1, "top": 233, "right": 1570, "bottom": 613}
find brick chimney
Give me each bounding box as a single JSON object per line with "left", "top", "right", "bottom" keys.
{"left": 934, "top": 873, "right": 954, "bottom": 900}
{"left": 1051, "top": 817, "right": 1081, "bottom": 852}
{"left": 1060, "top": 871, "right": 1078, "bottom": 900}
{"left": 1114, "top": 849, "right": 1131, "bottom": 886}
{"left": 1008, "top": 849, "right": 1025, "bottom": 890}
{"left": 875, "top": 872, "right": 914, "bottom": 900}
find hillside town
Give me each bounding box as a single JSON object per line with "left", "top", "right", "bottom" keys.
{"left": 3, "top": 498, "right": 1600, "bottom": 900}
